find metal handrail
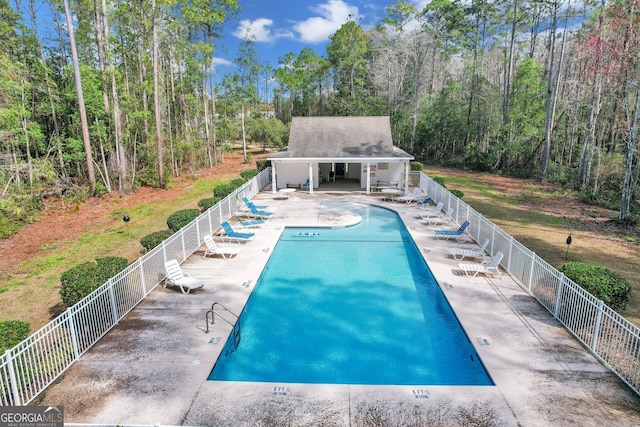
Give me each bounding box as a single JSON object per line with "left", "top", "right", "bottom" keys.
{"left": 206, "top": 302, "right": 241, "bottom": 352}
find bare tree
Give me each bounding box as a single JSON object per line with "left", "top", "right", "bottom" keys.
{"left": 63, "top": 0, "right": 96, "bottom": 194}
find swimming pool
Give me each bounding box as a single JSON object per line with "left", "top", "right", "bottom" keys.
{"left": 209, "top": 202, "right": 493, "bottom": 385}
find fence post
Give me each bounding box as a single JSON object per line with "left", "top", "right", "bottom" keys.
{"left": 208, "top": 208, "right": 213, "bottom": 236}
{"left": 554, "top": 273, "right": 564, "bottom": 319}
{"left": 107, "top": 278, "right": 119, "bottom": 325}
{"left": 528, "top": 253, "right": 536, "bottom": 293}
{"left": 491, "top": 227, "right": 496, "bottom": 254}
{"left": 138, "top": 260, "right": 147, "bottom": 296}
{"left": 507, "top": 236, "right": 514, "bottom": 272}
{"left": 5, "top": 349, "right": 21, "bottom": 406}
{"left": 67, "top": 307, "right": 80, "bottom": 360}
{"left": 592, "top": 300, "right": 605, "bottom": 352}
{"left": 180, "top": 229, "right": 186, "bottom": 261}
{"left": 162, "top": 242, "right": 167, "bottom": 264}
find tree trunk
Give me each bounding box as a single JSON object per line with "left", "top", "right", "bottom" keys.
{"left": 210, "top": 73, "right": 218, "bottom": 166}
{"left": 64, "top": 0, "right": 96, "bottom": 194}
{"left": 101, "top": 0, "right": 127, "bottom": 191}
{"left": 241, "top": 103, "right": 247, "bottom": 163}
{"left": 502, "top": 1, "right": 518, "bottom": 125}
{"left": 540, "top": 1, "right": 566, "bottom": 183}
{"left": 202, "top": 75, "right": 213, "bottom": 168}
{"left": 152, "top": 0, "right": 165, "bottom": 188}
{"left": 620, "top": 80, "right": 640, "bottom": 221}
{"left": 29, "top": 0, "right": 64, "bottom": 176}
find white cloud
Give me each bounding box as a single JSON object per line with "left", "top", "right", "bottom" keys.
{"left": 208, "top": 57, "right": 234, "bottom": 73}
{"left": 233, "top": 18, "right": 294, "bottom": 43}
{"left": 213, "top": 57, "right": 234, "bottom": 67}
{"left": 293, "top": 0, "right": 360, "bottom": 44}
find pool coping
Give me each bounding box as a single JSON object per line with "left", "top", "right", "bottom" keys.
{"left": 35, "top": 191, "right": 640, "bottom": 426}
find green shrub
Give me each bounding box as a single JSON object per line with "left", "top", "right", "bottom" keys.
{"left": 0, "top": 320, "right": 30, "bottom": 353}
{"left": 558, "top": 262, "right": 632, "bottom": 312}
{"left": 230, "top": 178, "right": 247, "bottom": 188}
{"left": 140, "top": 230, "right": 174, "bottom": 252}
{"left": 450, "top": 189, "right": 464, "bottom": 198}
{"left": 240, "top": 169, "right": 259, "bottom": 180}
{"left": 0, "top": 217, "right": 20, "bottom": 238}
{"left": 410, "top": 161, "right": 424, "bottom": 171}
{"left": 256, "top": 159, "right": 269, "bottom": 171}
{"left": 167, "top": 208, "right": 200, "bottom": 232}
{"left": 60, "top": 257, "right": 128, "bottom": 307}
{"left": 432, "top": 176, "right": 446, "bottom": 188}
{"left": 213, "top": 183, "right": 236, "bottom": 198}
{"left": 578, "top": 189, "right": 620, "bottom": 211}
{"left": 197, "top": 197, "right": 221, "bottom": 212}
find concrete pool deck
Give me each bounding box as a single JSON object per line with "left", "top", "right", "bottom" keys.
{"left": 35, "top": 190, "right": 640, "bottom": 426}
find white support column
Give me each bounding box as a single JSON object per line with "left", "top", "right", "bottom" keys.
{"left": 308, "top": 162, "right": 314, "bottom": 195}
{"left": 366, "top": 162, "right": 371, "bottom": 194}
{"left": 271, "top": 161, "right": 277, "bottom": 194}
{"left": 404, "top": 161, "right": 409, "bottom": 194}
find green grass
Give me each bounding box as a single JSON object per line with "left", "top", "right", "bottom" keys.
{"left": 19, "top": 253, "right": 66, "bottom": 277}
{"left": 1, "top": 171, "right": 245, "bottom": 329}
{"left": 432, "top": 173, "right": 500, "bottom": 200}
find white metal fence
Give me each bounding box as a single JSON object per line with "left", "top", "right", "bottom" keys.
{"left": 1, "top": 169, "right": 639, "bottom": 405}
{"left": 416, "top": 171, "right": 640, "bottom": 397}
{"left": 0, "top": 169, "right": 271, "bottom": 406}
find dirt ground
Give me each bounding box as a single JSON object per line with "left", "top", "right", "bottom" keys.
{"left": 426, "top": 166, "right": 640, "bottom": 326}
{"left": 0, "top": 151, "right": 265, "bottom": 329}
{"left": 2, "top": 158, "right": 639, "bottom": 330}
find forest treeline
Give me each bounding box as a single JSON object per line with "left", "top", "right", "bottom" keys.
{"left": 1, "top": 0, "right": 640, "bottom": 237}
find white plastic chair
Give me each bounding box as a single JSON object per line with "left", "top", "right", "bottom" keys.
{"left": 163, "top": 259, "right": 205, "bottom": 294}
{"left": 459, "top": 251, "right": 503, "bottom": 278}
{"left": 203, "top": 235, "right": 241, "bottom": 259}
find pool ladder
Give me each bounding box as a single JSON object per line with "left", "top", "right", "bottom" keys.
{"left": 206, "top": 302, "right": 240, "bottom": 352}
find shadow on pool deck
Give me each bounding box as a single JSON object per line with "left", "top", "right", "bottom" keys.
{"left": 35, "top": 191, "right": 640, "bottom": 426}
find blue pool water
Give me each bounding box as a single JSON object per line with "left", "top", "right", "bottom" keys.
{"left": 208, "top": 202, "right": 493, "bottom": 385}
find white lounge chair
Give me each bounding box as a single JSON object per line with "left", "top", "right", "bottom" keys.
{"left": 203, "top": 235, "right": 241, "bottom": 259}
{"left": 417, "top": 202, "right": 444, "bottom": 219}
{"left": 163, "top": 259, "right": 205, "bottom": 294}
{"left": 449, "top": 239, "right": 490, "bottom": 261}
{"left": 424, "top": 207, "right": 454, "bottom": 226}
{"left": 459, "top": 251, "right": 503, "bottom": 278}
{"left": 397, "top": 187, "right": 422, "bottom": 203}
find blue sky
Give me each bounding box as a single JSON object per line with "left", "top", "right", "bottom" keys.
{"left": 214, "top": 0, "right": 428, "bottom": 71}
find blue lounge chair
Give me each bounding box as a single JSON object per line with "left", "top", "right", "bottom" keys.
{"left": 242, "top": 197, "right": 268, "bottom": 210}
{"left": 434, "top": 220, "right": 470, "bottom": 241}
{"left": 247, "top": 204, "right": 274, "bottom": 218}
{"left": 416, "top": 197, "right": 432, "bottom": 207}
{"left": 301, "top": 178, "right": 310, "bottom": 190}
{"left": 220, "top": 221, "right": 254, "bottom": 242}
{"left": 234, "top": 215, "right": 265, "bottom": 228}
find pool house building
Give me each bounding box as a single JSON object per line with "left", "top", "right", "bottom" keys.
{"left": 267, "top": 116, "right": 414, "bottom": 194}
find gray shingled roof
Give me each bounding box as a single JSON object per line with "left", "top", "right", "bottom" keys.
{"left": 268, "top": 116, "right": 413, "bottom": 161}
